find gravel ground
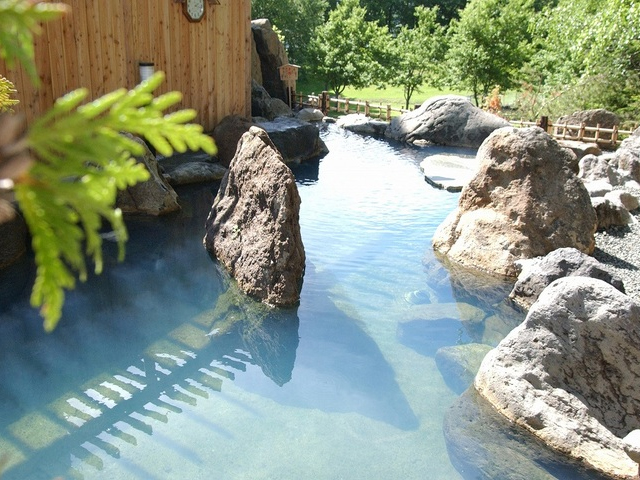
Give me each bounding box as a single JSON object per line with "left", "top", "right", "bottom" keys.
{"left": 593, "top": 200, "right": 640, "bottom": 302}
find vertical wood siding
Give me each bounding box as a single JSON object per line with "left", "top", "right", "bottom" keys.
{"left": 0, "top": 0, "right": 251, "bottom": 131}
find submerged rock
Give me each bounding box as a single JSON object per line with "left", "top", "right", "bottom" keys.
{"left": 433, "top": 127, "right": 596, "bottom": 278}
{"left": 444, "top": 388, "right": 613, "bottom": 480}
{"left": 203, "top": 126, "right": 305, "bottom": 306}
{"left": 435, "top": 343, "right": 492, "bottom": 394}
{"left": 475, "top": 277, "right": 640, "bottom": 479}
{"left": 385, "top": 95, "right": 510, "bottom": 148}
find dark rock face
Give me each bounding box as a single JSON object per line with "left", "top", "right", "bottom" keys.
{"left": 433, "top": 127, "right": 597, "bottom": 278}
{"left": 509, "top": 247, "right": 624, "bottom": 311}
{"left": 251, "top": 81, "right": 293, "bottom": 120}
{"left": 203, "top": 126, "right": 305, "bottom": 306}
{"left": 385, "top": 95, "right": 510, "bottom": 148}
{"left": 116, "top": 134, "right": 180, "bottom": 215}
{"left": 0, "top": 208, "right": 27, "bottom": 268}
{"left": 212, "top": 115, "right": 257, "bottom": 168}
{"left": 259, "top": 117, "right": 329, "bottom": 164}
{"left": 251, "top": 19, "right": 288, "bottom": 102}
{"left": 163, "top": 162, "right": 226, "bottom": 186}
{"left": 476, "top": 277, "right": 640, "bottom": 479}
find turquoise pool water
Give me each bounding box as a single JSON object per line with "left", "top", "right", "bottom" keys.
{"left": 0, "top": 125, "right": 605, "bottom": 479}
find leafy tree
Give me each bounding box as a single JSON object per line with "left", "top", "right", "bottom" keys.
{"left": 309, "top": 0, "right": 391, "bottom": 96}
{"left": 390, "top": 5, "right": 446, "bottom": 109}
{"left": 0, "top": 1, "right": 216, "bottom": 331}
{"left": 251, "top": 0, "right": 329, "bottom": 66}
{"left": 445, "top": 0, "right": 534, "bottom": 105}
{"left": 522, "top": 0, "right": 639, "bottom": 118}
{"left": 361, "top": 0, "right": 468, "bottom": 31}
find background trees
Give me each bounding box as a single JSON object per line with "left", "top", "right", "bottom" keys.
{"left": 445, "top": 0, "right": 534, "bottom": 106}
{"left": 309, "top": 0, "right": 390, "bottom": 96}
{"left": 252, "top": 0, "right": 639, "bottom": 121}
{"left": 251, "top": 0, "right": 329, "bottom": 66}
{"left": 390, "top": 6, "right": 446, "bottom": 109}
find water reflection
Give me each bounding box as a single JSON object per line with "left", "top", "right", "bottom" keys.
{"left": 444, "top": 388, "right": 611, "bottom": 480}
{"left": 234, "top": 261, "right": 420, "bottom": 431}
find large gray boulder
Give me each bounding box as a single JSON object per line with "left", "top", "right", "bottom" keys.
{"left": 475, "top": 277, "right": 640, "bottom": 479}
{"left": 203, "top": 126, "right": 305, "bottom": 306}
{"left": 336, "top": 113, "right": 388, "bottom": 136}
{"left": 433, "top": 127, "right": 597, "bottom": 278}
{"left": 509, "top": 247, "right": 625, "bottom": 310}
{"left": 251, "top": 19, "right": 288, "bottom": 102}
{"left": 385, "top": 95, "right": 510, "bottom": 148}
{"left": 259, "top": 117, "right": 328, "bottom": 164}
{"left": 556, "top": 109, "right": 620, "bottom": 143}
{"left": 116, "top": 134, "right": 180, "bottom": 215}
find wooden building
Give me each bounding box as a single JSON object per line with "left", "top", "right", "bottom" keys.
{"left": 0, "top": 0, "right": 252, "bottom": 131}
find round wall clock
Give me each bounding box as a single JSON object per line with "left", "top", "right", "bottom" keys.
{"left": 183, "top": 0, "right": 205, "bottom": 22}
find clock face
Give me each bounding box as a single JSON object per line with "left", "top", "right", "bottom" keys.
{"left": 184, "top": 0, "right": 205, "bottom": 22}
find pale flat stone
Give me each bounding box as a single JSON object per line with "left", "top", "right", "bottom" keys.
{"left": 420, "top": 153, "right": 479, "bottom": 192}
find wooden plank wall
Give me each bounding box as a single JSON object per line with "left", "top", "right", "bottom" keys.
{"left": 0, "top": 0, "right": 252, "bottom": 131}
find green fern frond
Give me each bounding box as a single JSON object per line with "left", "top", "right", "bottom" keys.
{"left": 0, "top": 1, "right": 69, "bottom": 84}
{"left": 15, "top": 71, "right": 217, "bottom": 331}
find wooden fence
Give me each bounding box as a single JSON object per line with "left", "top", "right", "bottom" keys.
{"left": 296, "top": 92, "right": 637, "bottom": 148}
{"left": 0, "top": 0, "right": 252, "bottom": 132}
{"left": 509, "top": 118, "right": 636, "bottom": 148}
{"left": 295, "top": 91, "right": 411, "bottom": 122}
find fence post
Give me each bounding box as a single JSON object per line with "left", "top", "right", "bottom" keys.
{"left": 365, "top": 101, "right": 370, "bottom": 117}
{"left": 595, "top": 123, "right": 601, "bottom": 143}
{"left": 578, "top": 122, "right": 586, "bottom": 141}
{"left": 345, "top": 99, "right": 350, "bottom": 114}
{"left": 612, "top": 125, "right": 619, "bottom": 147}
{"left": 538, "top": 116, "right": 549, "bottom": 133}
{"left": 386, "top": 104, "right": 391, "bottom": 122}
{"left": 321, "top": 91, "right": 329, "bottom": 115}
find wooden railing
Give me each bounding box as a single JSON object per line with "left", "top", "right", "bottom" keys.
{"left": 294, "top": 91, "right": 411, "bottom": 122}
{"left": 294, "top": 92, "right": 637, "bottom": 149}
{"left": 509, "top": 118, "right": 637, "bottom": 148}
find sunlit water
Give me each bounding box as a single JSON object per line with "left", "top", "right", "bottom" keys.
{"left": 0, "top": 125, "right": 606, "bottom": 479}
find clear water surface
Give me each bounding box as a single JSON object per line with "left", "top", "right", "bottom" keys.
{"left": 0, "top": 125, "right": 606, "bottom": 479}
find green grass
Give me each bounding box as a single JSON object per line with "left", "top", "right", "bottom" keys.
{"left": 296, "top": 78, "right": 470, "bottom": 110}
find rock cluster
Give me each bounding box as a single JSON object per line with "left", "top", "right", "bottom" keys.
{"left": 510, "top": 247, "right": 625, "bottom": 310}
{"left": 475, "top": 277, "right": 640, "bottom": 479}
{"left": 251, "top": 19, "right": 289, "bottom": 103}
{"left": 385, "top": 95, "right": 510, "bottom": 148}
{"left": 579, "top": 127, "right": 640, "bottom": 229}
{"left": 203, "top": 126, "right": 305, "bottom": 306}
{"left": 433, "top": 126, "right": 597, "bottom": 277}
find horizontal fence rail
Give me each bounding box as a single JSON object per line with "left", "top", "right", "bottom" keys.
{"left": 509, "top": 118, "right": 637, "bottom": 148}
{"left": 295, "top": 92, "right": 411, "bottom": 122}
{"left": 295, "top": 91, "right": 637, "bottom": 149}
